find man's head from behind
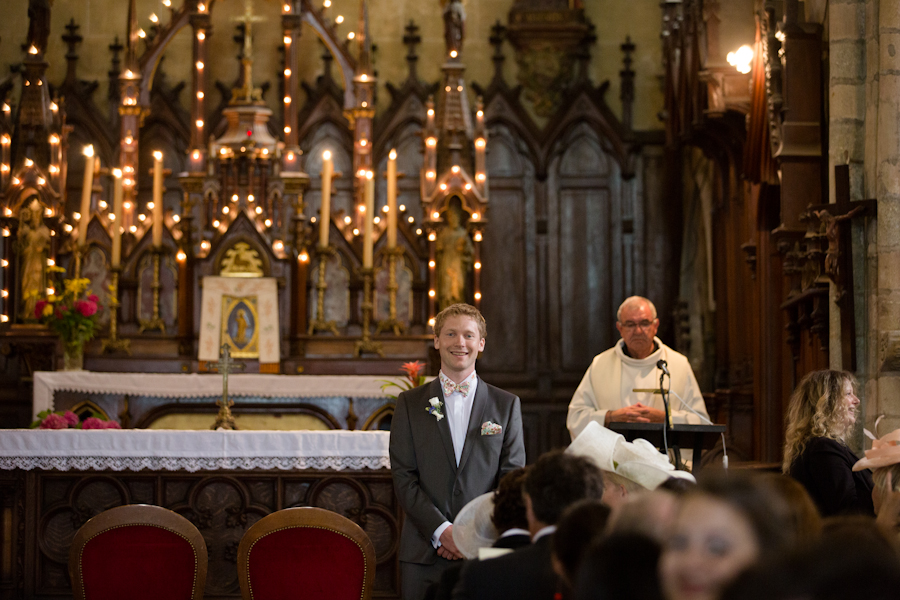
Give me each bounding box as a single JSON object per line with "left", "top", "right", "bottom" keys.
{"left": 615, "top": 296, "right": 659, "bottom": 359}
{"left": 492, "top": 467, "right": 529, "bottom": 533}
{"left": 523, "top": 450, "right": 605, "bottom": 535}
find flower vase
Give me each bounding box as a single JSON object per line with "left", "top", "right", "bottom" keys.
{"left": 62, "top": 342, "right": 84, "bottom": 371}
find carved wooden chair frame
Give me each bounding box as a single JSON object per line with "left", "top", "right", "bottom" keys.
{"left": 68, "top": 504, "right": 208, "bottom": 600}
{"left": 237, "top": 506, "right": 376, "bottom": 600}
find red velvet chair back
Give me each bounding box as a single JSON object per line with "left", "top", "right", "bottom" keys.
{"left": 238, "top": 507, "right": 376, "bottom": 600}
{"left": 68, "top": 504, "right": 208, "bottom": 600}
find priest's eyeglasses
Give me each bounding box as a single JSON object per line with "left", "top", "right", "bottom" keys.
{"left": 620, "top": 320, "right": 655, "bottom": 331}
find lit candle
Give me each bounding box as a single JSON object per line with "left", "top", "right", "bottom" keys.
{"left": 387, "top": 149, "right": 397, "bottom": 248}
{"left": 152, "top": 151, "right": 164, "bottom": 247}
{"left": 363, "top": 170, "right": 374, "bottom": 268}
{"left": 78, "top": 146, "right": 95, "bottom": 246}
{"left": 320, "top": 150, "right": 333, "bottom": 247}
{"left": 111, "top": 169, "right": 124, "bottom": 267}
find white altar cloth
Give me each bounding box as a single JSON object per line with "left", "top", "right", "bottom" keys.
{"left": 33, "top": 372, "right": 391, "bottom": 419}
{"left": 0, "top": 429, "right": 390, "bottom": 472}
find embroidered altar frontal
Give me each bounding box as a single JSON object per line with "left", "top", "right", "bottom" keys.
{"left": 0, "top": 429, "right": 402, "bottom": 599}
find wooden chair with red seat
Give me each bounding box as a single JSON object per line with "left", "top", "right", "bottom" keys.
{"left": 68, "top": 504, "right": 208, "bottom": 600}
{"left": 237, "top": 506, "right": 376, "bottom": 600}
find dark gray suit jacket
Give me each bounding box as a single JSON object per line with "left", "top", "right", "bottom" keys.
{"left": 390, "top": 376, "right": 526, "bottom": 564}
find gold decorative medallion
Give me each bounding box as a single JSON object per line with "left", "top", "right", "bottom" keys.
{"left": 220, "top": 242, "right": 264, "bottom": 277}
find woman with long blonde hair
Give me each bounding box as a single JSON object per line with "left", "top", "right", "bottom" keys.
{"left": 783, "top": 369, "right": 874, "bottom": 517}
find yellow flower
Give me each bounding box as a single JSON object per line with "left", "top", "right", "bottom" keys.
{"left": 64, "top": 278, "right": 90, "bottom": 296}
{"left": 41, "top": 303, "right": 53, "bottom": 317}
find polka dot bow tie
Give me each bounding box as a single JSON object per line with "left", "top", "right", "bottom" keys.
{"left": 441, "top": 376, "right": 470, "bottom": 397}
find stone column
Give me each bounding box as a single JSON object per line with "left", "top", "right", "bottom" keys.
{"left": 828, "top": 1, "right": 867, "bottom": 368}
{"left": 870, "top": 0, "right": 900, "bottom": 434}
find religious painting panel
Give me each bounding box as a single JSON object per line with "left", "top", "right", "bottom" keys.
{"left": 221, "top": 294, "right": 259, "bottom": 358}
{"left": 81, "top": 245, "right": 112, "bottom": 327}
{"left": 558, "top": 188, "right": 612, "bottom": 372}
{"left": 137, "top": 252, "right": 178, "bottom": 330}
{"left": 374, "top": 259, "right": 412, "bottom": 324}
{"left": 307, "top": 251, "right": 351, "bottom": 329}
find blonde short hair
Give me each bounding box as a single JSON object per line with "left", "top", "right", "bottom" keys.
{"left": 433, "top": 303, "right": 487, "bottom": 338}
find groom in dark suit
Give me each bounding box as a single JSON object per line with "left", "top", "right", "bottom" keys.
{"left": 390, "top": 303, "right": 526, "bottom": 600}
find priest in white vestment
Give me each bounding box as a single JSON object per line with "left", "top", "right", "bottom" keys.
{"left": 567, "top": 296, "right": 710, "bottom": 439}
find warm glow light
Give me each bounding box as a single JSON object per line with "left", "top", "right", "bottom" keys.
{"left": 74, "top": 211, "right": 82, "bottom": 220}
{"left": 49, "top": 134, "right": 60, "bottom": 144}
{"left": 284, "top": 36, "right": 291, "bottom": 44}
{"left": 284, "top": 96, "right": 291, "bottom": 104}
{"left": 474, "top": 262, "right": 482, "bottom": 269}
{"left": 163, "top": 0, "right": 171, "bottom": 6}
{"left": 197, "top": 31, "right": 205, "bottom": 41}
{"left": 283, "top": 3, "right": 291, "bottom": 12}
{"left": 474, "top": 232, "right": 483, "bottom": 242}
{"left": 262, "top": 148, "right": 269, "bottom": 155}
{"left": 426, "top": 137, "right": 437, "bottom": 147}
{"left": 428, "top": 317, "right": 435, "bottom": 326}
{"left": 37, "top": 177, "right": 45, "bottom": 186}
{"left": 124, "top": 202, "right": 132, "bottom": 210}
{"left": 408, "top": 216, "right": 415, "bottom": 223}
{"left": 311, "top": 216, "right": 317, "bottom": 223}
{"left": 150, "top": 13, "right": 159, "bottom": 23}
{"left": 192, "top": 150, "right": 201, "bottom": 160}
{"left": 464, "top": 183, "right": 472, "bottom": 191}
{"left": 426, "top": 171, "right": 435, "bottom": 179}
{"left": 382, "top": 205, "right": 389, "bottom": 213}
{"left": 266, "top": 219, "right": 273, "bottom": 228}
{"left": 1, "top": 290, "right": 7, "bottom": 298}
{"left": 399, "top": 204, "right": 406, "bottom": 211}
{"left": 335, "top": 15, "right": 344, "bottom": 24}
{"left": 99, "top": 201, "right": 108, "bottom": 209}
{"left": 445, "top": 86, "right": 451, "bottom": 92}
{"left": 284, "top": 68, "right": 291, "bottom": 77}
{"left": 248, "top": 194, "right": 255, "bottom": 202}
{"left": 358, "top": 204, "right": 366, "bottom": 213}
{"left": 0, "top": 135, "right": 9, "bottom": 144}
{"left": 428, "top": 232, "right": 437, "bottom": 241}
{"left": 222, "top": 206, "right": 230, "bottom": 214}
{"left": 172, "top": 214, "right": 180, "bottom": 223}
{"left": 457, "top": 86, "right": 463, "bottom": 92}
{"left": 359, "top": 139, "right": 368, "bottom": 147}
{"left": 201, "top": 240, "right": 210, "bottom": 250}
{"left": 726, "top": 45, "right": 754, "bottom": 74}
{"left": 432, "top": 211, "right": 440, "bottom": 219}
{"left": 360, "top": 74, "right": 368, "bottom": 82}
{"left": 428, "top": 290, "right": 436, "bottom": 298}
{"left": 352, "top": 228, "right": 360, "bottom": 236}
{"left": 439, "top": 183, "right": 447, "bottom": 191}
{"left": 323, "top": 150, "right": 332, "bottom": 161}
{"left": 24, "top": 158, "right": 34, "bottom": 167}
{"left": 429, "top": 260, "right": 436, "bottom": 268}
{"left": 476, "top": 173, "right": 486, "bottom": 182}
{"left": 197, "top": 91, "right": 204, "bottom": 99}
{"left": 196, "top": 119, "right": 204, "bottom": 128}
{"left": 176, "top": 250, "right": 187, "bottom": 261}
{"left": 0, "top": 316, "right": 8, "bottom": 323}
{"left": 138, "top": 29, "right": 147, "bottom": 38}
{"left": 212, "top": 219, "right": 220, "bottom": 228}
{"left": 366, "top": 170, "right": 374, "bottom": 180}
{"left": 1, "top": 229, "right": 8, "bottom": 237}
{"left": 1, "top": 260, "right": 7, "bottom": 267}
{"left": 451, "top": 165, "right": 460, "bottom": 173}
{"left": 374, "top": 216, "right": 380, "bottom": 224}
{"left": 475, "top": 138, "right": 486, "bottom": 148}
{"left": 11, "top": 177, "right": 20, "bottom": 185}
{"left": 472, "top": 212, "right": 480, "bottom": 220}
{"left": 299, "top": 251, "right": 309, "bottom": 262}
{"left": 138, "top": 214, "right": 146, "bottom": 221}
{"left": 477, "top": 110, "right": 484, "bottom": 118}
{"left": 344, "top": 216, "right": 352, "bottom": 224}
{"left": 348, "top": 32, "right": 355, "bottom": 40}
{"left": 416, "top": 228, "right": 423, "bottom": 235}
{"left": 125, "top": 135, "right": 134, "bottom": 145}
{"left": 49, "top": 165, "right": 59, "bottom": 174}
{"left": 474, "top": 292, "right": 482, "bottom": 300}
{"left": 287, "top": 152, "right": 295, "bottom": 161}
{"left": 129, "top": 225, "right": 137, "bottom": 233}
{"left": 197, "top": 2, "right": 206, "bottom": 11}
{"left": 255, "top": 206, "right": 263, "bottom": 214}
{"left": 28, "top": 45, "right": 38, "bottom": 55}
{"left": 428, "top": 109, "right": 434, "bottom": 116}
{"left": 108, "top": 214, "right": 116, "bottom": 222}
{"left": 284, "top": 126, "right": 291, "bottom": 134}
{"left": 272, "top": 239, "right": 282, "bottom": 250}
{"left": 324, "top": 0, "right": 331, "bottom": 6}
{"left": 0, "top": 165, "right": 7, "bottom": 173}
{"left": 450, "top": 50, "right": 458, "bottom": 58}
{"left": 64, "top": 224, "right": 73, "bottom": 232}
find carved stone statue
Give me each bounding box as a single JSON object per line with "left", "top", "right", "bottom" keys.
{"left": 436, "top": 200, "right": 473, "bottom": 310}
{"left": 443, "top": 0, "right": 466, "bottom": 54}
{"left": 17, "top": 198, "right": 50, "bottom": 320}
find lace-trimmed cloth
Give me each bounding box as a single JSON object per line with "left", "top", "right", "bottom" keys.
{"left": 0, "top": 429, "right": 390, "bottom": 472}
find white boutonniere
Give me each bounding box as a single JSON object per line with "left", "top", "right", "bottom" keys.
{"left": 426, "top": 397, "right": 444, "bottom": 421}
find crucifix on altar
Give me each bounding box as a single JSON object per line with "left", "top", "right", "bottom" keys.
{"left": 209, "top": 344, "right": 246, "bottom": 430}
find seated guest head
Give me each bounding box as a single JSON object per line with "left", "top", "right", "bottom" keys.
{"left": 659, "top": 470, "right": 797, "bottom": 600}
{"left": 760, "top": 473, "right": 822, "bottom": 544}
{"left": 608, "top": 489, "right": 680, "bottom": 544}
{"left": 656, "top": 476, "right": 696, "bottom": 496}
{"left": 492, "top": 467, "right": 529, "bottom": 534}
{"left": 782, "top": 369, "right": 858, "bottom": 474}
{"left": 551, "top": 500, "right": 611, "bottom": 594}
{"left": 601, "top": 470, "right": 647, "bottom": 510}
{"left": 523, "top": 450, "right": 605, "bottom": 535}
{"left": 573, "top": 532, "right": 664, "bottom": 600}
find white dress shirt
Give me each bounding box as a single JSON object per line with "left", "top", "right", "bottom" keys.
{"left": 432, "top": 370, "right": 479, "bottom": 548}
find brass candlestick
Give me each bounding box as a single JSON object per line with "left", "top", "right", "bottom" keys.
{"left": 354, "top": 267, "right": 384, "bottom": 357}
{"left": 101, "top": 267, "right": 132, "bottom": 355}
{"left": 376, "top": 247, "right": 406, "bottom": 335}
{"left": 308, "top": 245, "right": 339, "bottom": 335}
{"left": 73, "top": 244, "right": 85, "bottom": 279}
{"left": 138, "top": 248, "right": 166, "bottom": 334}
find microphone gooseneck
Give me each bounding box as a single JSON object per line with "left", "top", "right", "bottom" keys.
{"left": 657, "top": 359, "right": 670, "bottom": 377}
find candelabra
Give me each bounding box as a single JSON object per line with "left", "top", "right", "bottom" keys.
{"left": 138, "top": 247, "right": 166, "bottom": 333}
{"left": 376, "top": 247, "right": 406, "bottom": 335}
{"left": 101, "top": 267, "right": 132, "bottom": 355}
{"left": 308, "top": 245, "right": 339, "bottom": 335}
{"left": 354, "top": 267, "right": 384, "bottom": 357}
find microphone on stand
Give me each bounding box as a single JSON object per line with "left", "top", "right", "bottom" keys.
{"left": 657, "top": 359, "right": 672, "bottom": 430}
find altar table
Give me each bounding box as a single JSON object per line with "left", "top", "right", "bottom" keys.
{"left": 0, "top": 429, "right": 400, "bottom": 599}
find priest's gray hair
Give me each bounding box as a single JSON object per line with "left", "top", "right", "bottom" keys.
{"left": 616, "top": 296, "right": 658, "bottom": 322}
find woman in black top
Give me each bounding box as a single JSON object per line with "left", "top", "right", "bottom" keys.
{"left": 783, "top": 370, "right": 874, "bottom": 517}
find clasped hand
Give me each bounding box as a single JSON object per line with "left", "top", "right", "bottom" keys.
{"left": 606, "top": 403, "right": 665, "bottom": 424}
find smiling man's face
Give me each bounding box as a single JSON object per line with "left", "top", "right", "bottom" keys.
{"left": 434, "top": 314, "right": 486, "bottom": 382}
